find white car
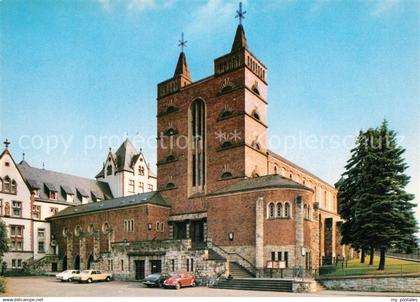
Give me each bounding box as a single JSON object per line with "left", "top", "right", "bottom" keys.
{"left": 56, "top": 270, "right": 80, "bottom": 282}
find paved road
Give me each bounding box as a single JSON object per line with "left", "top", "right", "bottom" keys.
{"left": 1, "top": 276, "right": 418, "bottom": 297}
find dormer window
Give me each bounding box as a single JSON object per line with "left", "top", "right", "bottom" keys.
{"left": 61, "top": 186, "right": 74, "bottom": 203}
{"left": 33, "top": 189, "right": 39, "bottom": 197}
{"left": 66, "top": 194, "right": 74, "bottom": 202}
{"left": 106, "top": 165, "right": 112, "bottom": 176}
{"left": 45, "top": 183, "right": 58, "bottom": 200}
{"left": 50, "top": 191, "right": 57, "bottom": 200}
{"left": 77, "top": 188, "right": 89, "bottom": 204}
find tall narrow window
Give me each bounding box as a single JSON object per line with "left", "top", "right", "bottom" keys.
{"left": 190, "top": 99, "right": 206, "bottom": 193}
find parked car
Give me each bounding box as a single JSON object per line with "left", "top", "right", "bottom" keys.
{"left": 55, "top": 270, "right": 80, "bottom": 282}
{"left": 73, "top": 270, "right": 112, "bottom": 283}
{"left": 143, "top": 273, "right": 169, "bottom": 288}
{"left": 163, "top": 272, "right": 196, "bottom": 290}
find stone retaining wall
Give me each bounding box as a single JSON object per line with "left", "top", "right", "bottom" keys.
{"left": 318, "top": 274, "right": 420, "bottom": 293}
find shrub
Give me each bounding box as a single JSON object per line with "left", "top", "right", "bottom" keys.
{"left": 0, "top": 277, "right": 6, "bottom": 293}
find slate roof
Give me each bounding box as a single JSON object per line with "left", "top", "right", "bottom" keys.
{"left": 48, "top": 191, "right": 169, "bottom": 219}
{"left": 231, "top": 24, "right": 248, "bottom": 52}
{"left": 96, "top": 139, "right": 156, "bottom": 178}
{"left": 173, "top": 51, "right": 191, "bottom": 79}
{"left": 207, "top": 174, "right": 313, "bottom": 197}
{"left": 18, "top": 161, "right": 113, "bottom": 204}
{"left": 267, "top": 150, "right": 334, "bottom": 188}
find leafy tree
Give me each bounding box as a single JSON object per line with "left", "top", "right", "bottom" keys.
{"left": 338, "top": 121, "right": 418, "bottom": 270}
{"left": 0, "top": 219, "right": 9, "bottom": 260}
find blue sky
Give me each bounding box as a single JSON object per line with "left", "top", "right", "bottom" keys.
{"left": 1, "top": 0, "right": 419, "bottom": 220}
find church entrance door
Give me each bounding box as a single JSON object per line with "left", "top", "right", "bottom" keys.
{"left": 190, "top": 220, "right": 204, "bottom": 243}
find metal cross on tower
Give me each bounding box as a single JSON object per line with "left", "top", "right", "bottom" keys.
{"left": 235, "top": 2, "right": 246, "bottom": 25}
{"left": 3, "top": 139, "right": 10, "bottom": 149}
{"left": 178, "top": 32, "right": 187, "bottom": 52}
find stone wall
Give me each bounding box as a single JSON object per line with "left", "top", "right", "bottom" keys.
{"left": 102, "top": 239, "right": 227, "bottom": 283}
{"left": 318, "top": 275, "right": 420, "bottom": 293}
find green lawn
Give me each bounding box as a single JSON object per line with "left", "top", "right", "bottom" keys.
{"left": 319, "top": 256, "right": 420, "bottom": 277}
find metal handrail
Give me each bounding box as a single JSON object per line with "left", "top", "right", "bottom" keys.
{"left": 208, "top": 241, "right": 256, "bottom": 274}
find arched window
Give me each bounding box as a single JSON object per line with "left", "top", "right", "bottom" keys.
{"left": 88, "top": 224, "right": 94, "bottom": 234}
{"left": 219, "top": 110, "right": 233, "bottom": 119}
{"left": 62, "top": 227, "right": 68, "bottom": 238}
{"left": 4, "top": 176, "right": 10, "bottom": 192}
{"left": 102, "top": 222, "right": 110, "bottom": 234}
{"left": 11, "top": 180, "right": 17, "bottom": 194}
{"left": 166, "top": 105, "right": 177, "bottom": 114}
{"left": 166, "top": 154, "right": 176, "bottom": 162}
{"left": 251, "top": 110, "right": 260, "bottom": 121}
{"left": 190, "top": 99, "right": 206, "bottom": 193}
{"left": 74, "top": 225, "right": 82, "bottom": 237}
{"left": 284, "top": 202, "right": 291, "bottom": 218}
{"left": 221, "top": 171, "right": 233, "bottom": 179}
{"left": 166, "top": 182, "right": 176, "bottom": 189}
{"left": 274, "top": 166, "right": 278, "bottom": 174}
{"left": 268, "top": 203, "right": 275, "bottom": 218}
{"left": 276, "top": 203, "right": 283, "bottom": 217}
{"left": 106, "top": 165, "right": 112, "bottom": 176}
{"left": 221, "top": 141, "right": 233, "bottom": 149}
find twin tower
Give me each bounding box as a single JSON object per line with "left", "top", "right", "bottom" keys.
{"left": 156, "top": 23, "right": 269, "bottom": 215}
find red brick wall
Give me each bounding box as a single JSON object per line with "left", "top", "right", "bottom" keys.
{"left": 207, "top": 189, "right": 314, "bottom": 247}
{"left": 51, "top": 204, "right": 169, "bottom": 259}
{"left": 157, "top": 64, "right": 269, "bottom": 215}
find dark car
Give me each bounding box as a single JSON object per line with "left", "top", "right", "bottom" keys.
{"left": 143, "top": 273, "right": 168, "bottom": 288}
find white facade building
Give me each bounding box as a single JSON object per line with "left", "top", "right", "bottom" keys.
{"left": 95, "top": 139, "right": 156, "bottom": 197}
{"left": 0, "top": 138, "right": 155, "bottom": 273}
{"left": 0, "top": 145, "right": 32, "bottom": 270}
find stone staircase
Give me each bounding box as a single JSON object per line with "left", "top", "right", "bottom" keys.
{"left": 213, "top": 278, "right": 294, "bottom": 292}
{"left": 229, "top": 262, "right": 254, "bottom": 278}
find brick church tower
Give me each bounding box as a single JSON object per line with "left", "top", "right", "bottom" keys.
{"left": 157, "top": 24, "right": 268, "bottom": 214}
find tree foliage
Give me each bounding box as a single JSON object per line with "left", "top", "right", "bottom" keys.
{"left": 338, "top": 120, "right": 418, "bottom": 270}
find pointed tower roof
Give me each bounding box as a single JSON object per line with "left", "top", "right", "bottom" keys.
{"left": 231, "top": 24, "right": 248, "bottom": 52}
{"left": 173, "top": 51, "right": 191, "bottom": 80}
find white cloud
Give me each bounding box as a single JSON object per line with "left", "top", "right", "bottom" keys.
{"left": 97, "top": 0, "right": 175, "bottom": 12}
{"left": 185, "top": 0, "right": 247, "bottom": 37}
{"left": 370, "top": 0, "right": 401, "bottom": 17}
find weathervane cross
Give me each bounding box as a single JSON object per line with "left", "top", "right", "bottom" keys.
{"left": 178, "top": 32, "right": 187, "bottom": 52}
{"left": 235, "top": 2, "right": 246, "bottom": 25}
{"left": 3, "top": 139, "right": 10, "bottom": 149}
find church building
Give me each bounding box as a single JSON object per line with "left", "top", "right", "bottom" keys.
{"left": 46, "top": 20, "right": 349, "bottom": 280}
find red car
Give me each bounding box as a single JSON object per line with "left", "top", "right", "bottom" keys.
{"left": 163, "top": 272, "right": 196, "bottom": 290}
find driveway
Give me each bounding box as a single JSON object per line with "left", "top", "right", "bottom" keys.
{"left": 1, "top": 276, "right": 418, "bottom": 297}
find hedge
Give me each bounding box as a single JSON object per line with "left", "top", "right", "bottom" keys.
{"left": 0, "top": 277, "right": 6, "bottom": 293}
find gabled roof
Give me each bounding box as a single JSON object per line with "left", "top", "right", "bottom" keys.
{"left": 115, "top": 138, "right": 138, "bottom": 172}
{"left": 96, "top": 139, "right": 155, "bottom": 178}
{"left": 267, "top": 150, "right": 335, "bottom": 189}
{"left": 207, "top": 174, "right": 312, "bottom": 197}
{"left": 18, "top": 161, "right": 113, "bottom": 204}
{"left": 48, "top": 191, "right": 169, "bottom": 219}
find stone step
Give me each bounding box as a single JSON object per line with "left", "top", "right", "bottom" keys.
{"left": 213, "top": 279, "right": 293, "bottom": 292}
